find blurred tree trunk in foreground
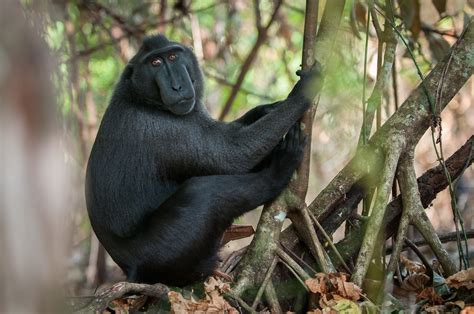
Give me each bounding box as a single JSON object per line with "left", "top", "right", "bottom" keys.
{"left": 0, "top": 1, "right": 70, "bottom": 312}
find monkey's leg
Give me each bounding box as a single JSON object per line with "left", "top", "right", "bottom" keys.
{"left": 129, "top": 171, "right": 294, "bottom": 286}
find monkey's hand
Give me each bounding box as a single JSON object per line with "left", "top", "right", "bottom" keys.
{"left": 289, "top": 60, "right": 323, "bottom": 101}
{"left": 266, "top": 123, "right": 306, "bottom": 184}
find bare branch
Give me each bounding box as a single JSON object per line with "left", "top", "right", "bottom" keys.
{"left": 218, "top": 0, "right": 283, "bottom": 120}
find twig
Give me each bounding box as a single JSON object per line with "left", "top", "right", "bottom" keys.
{"left": 352, "top": 141, "right": 404, "bottom": 286}
{"left": 280, "top": 242, "right": 317, "bottom": 275}
{"left": 404, "top": 239, "right": 433, "bottom": 274}
{"left": 293, "top": 0, "right": 346, "bottom": 197}
{"left": 386, "top": 230, "right": 474, "bottom": 253}
{"left": 251, "top": 258, "right": 278, "bottom": 309}
{"left": 411, "top": 210, "right": 457, "bottom": 275}
{"left": 218, "top": 0, "right": 283, "bottom": 120}
{"left": 276, "top": 246, "right": 311, "bottom": 281}
{"left": 278, "top": 259, "right": 309, "bottom": 291}
{"left": 221, "top": 246, "right": 247, "bottom": 273}
{"left": 386, "top": 153, "right": 414, "bottom": 277}
{"left": 204, "top": 70, "right": 274, "bottom": 101}
{"left": 264, "top": 281, "right": 282, "bottom": 313}
{"left": 395, "top": 144, "right": 456, "bottom": 275}
{"left": 231, "top": 0, "right": 345, "bottom": 299}
{"left": 74, "top": 282, "right": 169, "bottom": 313}
{"left": 357, "top": 2, "right": 397, "bottom": 146}
{"left": 421, "top": 25, "right": 459, "bottom": 38}
{"left": 293, "top": 207, "right": 335, "bottom": 273}
{"left": 309, "top": 211, "right": 351, "bottom": 273}
{"left": 225, "top": 293, "right": 257, "bottom": 314}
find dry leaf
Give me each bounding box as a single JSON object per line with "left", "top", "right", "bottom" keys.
{"left": 307, "top": 272, "right": 362, "bottom": 312}
{"left": 461, "top": 306, "right": 474, "bottom": 314}
{"left": 400, "top": 255, "right": 427, "bottom": 274}
{"left": 204, "top": 276, "right": 231, "bottom": 294}
{"left": 417, "top": 287, "right": 444, "bottom": 305}
{"left": 446, "top": 267, "right": 474, "bottom": 290}
{"left": 319, "top": 293, "right": 337, "bottom": 309}
{"left": 109, "top": 295, "right": 148, "bottom": 312}
{"left": 168, "top": 278, "right": 238, "bottom": 314}
{"left": 168, "top": 291, "right": 190, "bottom": 313}
{"left": 425, "top": 305, "right": 447, "bottom": 313}
{"left": 306, "top": 273, "right": 329, "bottom": 295}
{"left": 446, "top": 300, "right": 465, "bottom": 309}
{"left": 221, "top": 225, "right": 254, "bottom": 245}
{"left": 401, "top": 273, "right": 430, "bottom": 292}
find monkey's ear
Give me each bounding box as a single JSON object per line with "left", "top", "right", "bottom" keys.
{"left": 122, "top": 64, "right": 134, "bottom": 80}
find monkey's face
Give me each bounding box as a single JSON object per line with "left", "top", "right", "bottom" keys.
{"left": 130, "top": 37, "right": 203, "bottom": 115}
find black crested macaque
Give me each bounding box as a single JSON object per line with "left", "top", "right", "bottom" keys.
{"left": 86, "top": 35, "right": 321, "bottom": 286}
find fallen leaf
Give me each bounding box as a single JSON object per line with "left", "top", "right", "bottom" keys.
{"left": 400, "top": 255, "right": 427, "bottom": 274}
{"left": 306, "top": 273, "right": 329, "bottom": 295}
{"left": 221, "top": 225, "right": 254, "bottom": 245}
{"left": 168, "top": 279, "right": 238, "bottom": 314}
{"left": 461, "top": 306, "right": 474, "bottom": 313}
{"left": 307, "top": 273, "right": 362, "bottom": 312}
{"left": 417, "top": 287, "right": 444, "bottom": 305}
{"left": 401, "top": 273, "right": 430, "bottom": 292}
{"left": 446, "top": 267, "right": 474, "bottom": 289}
{"left": 425, "top": 305, "right": 447, "bottom": 313}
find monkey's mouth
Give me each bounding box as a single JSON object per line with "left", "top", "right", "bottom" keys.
{"left": 169, "top": 97, "right": 195, "bottom": 115}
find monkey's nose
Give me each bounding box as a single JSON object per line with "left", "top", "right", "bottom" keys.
{"left": 172, "top": 85, "right": 182, "bottom": 91}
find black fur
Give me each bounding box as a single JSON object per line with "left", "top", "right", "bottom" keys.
{"left": 85, "top": 35, "right": 321, "bottom": 286}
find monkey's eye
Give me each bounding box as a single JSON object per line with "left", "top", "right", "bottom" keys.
{"left": 168, "top": 53, "right": 177, "bottom": 61}
{"left": 151, "top": 58, "right": 162, "bottom": 67}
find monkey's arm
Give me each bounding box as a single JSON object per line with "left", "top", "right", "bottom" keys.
{"left": 231, "top": 101, "right": 282, "bottom": 126}
{"left": 224, "top": 66, "right": 321, "bottom": 172}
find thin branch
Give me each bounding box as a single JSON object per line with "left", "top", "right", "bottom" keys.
{"left": 404, "top": 239, "right": 433, "bottom": 274}
{"left": 421, "top": 25, "right": 459, "bottom": 38}
{"left": 264, "top": 281, "right": 282, "bottom": 314}
{"left": 74, "top": 282, "right": 168, "bottom": 313}
{"left": 218, "top": 0, "right": 283, "bottom": 120}
{"left": 291, "top": 207, "right": 335, "bottom": 273}
{"left": 309, "top": 212, "right": 351, "bottom": 273}
{"left": 358, "top": 2, "right": 397, "bottom": 146}
{"left": 225, "top": 293, "right": 257, "bottom": 314}
{"left": 204, "top": 70, "right": 274, "bottom": 101}
{"left": 352, "top": 141, "right": 404, "bottom": 286}
{"left": 411, "top": 210, "right": 457, "bottom": 275}
{"left": 276, "top": 246, "right": 311, "bottom": 281}
{"left": 386, "top": 152, "right": 415, "bottom": 277}
{"left": 386, "top": 230, "right": 474, "bottom": 253}
{"left": 280, "top": 242, "right": 317, "bottom": 275}
{"left": 294, "top": 0, "right": 345, "bottom": 197}
{"left": 251, "top": 258, "right": 278, "bottom": 309}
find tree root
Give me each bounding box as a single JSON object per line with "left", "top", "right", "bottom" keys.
{"left": 73, "top": 282, "right": 169, "bottom": 313}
